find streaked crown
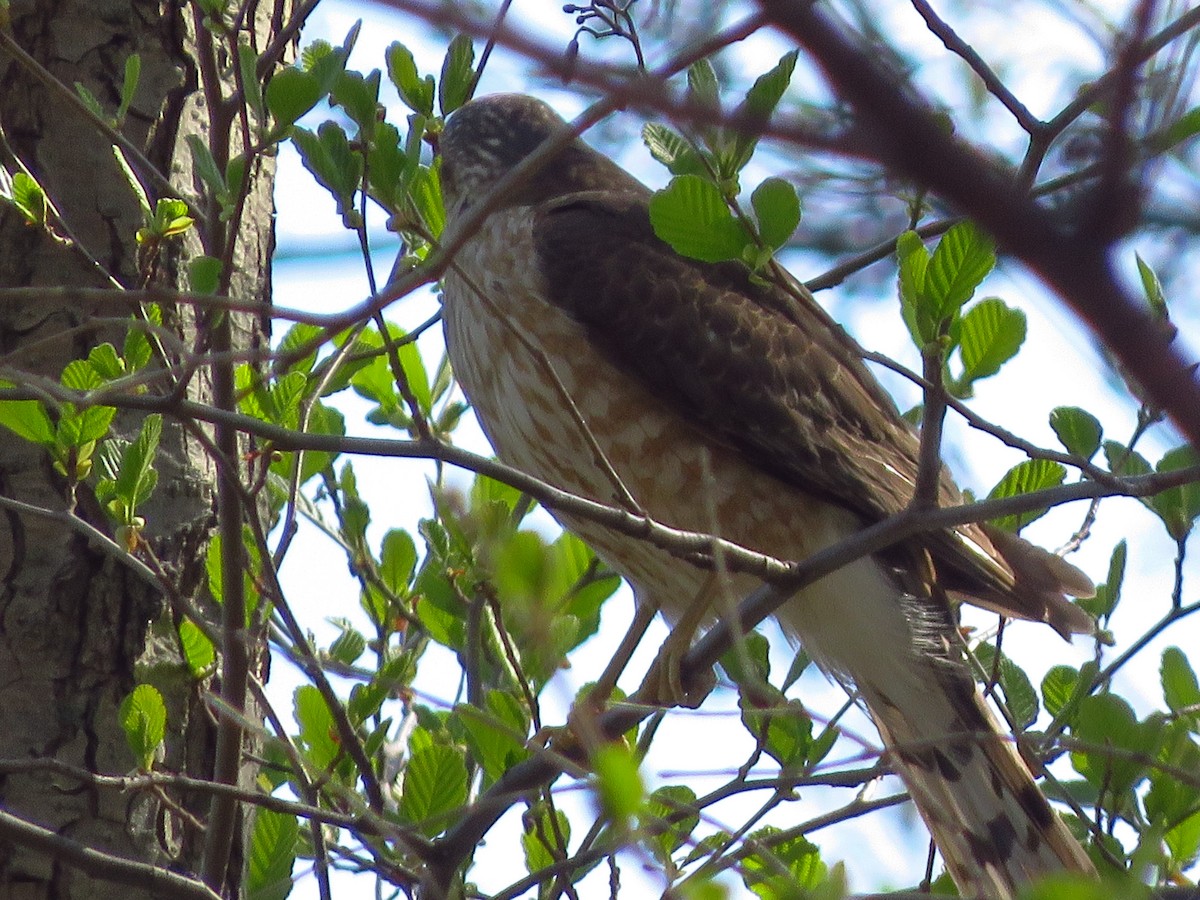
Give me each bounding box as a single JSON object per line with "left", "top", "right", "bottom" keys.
{"left": 438, "top": 94, "right": 645, "bottom": 217}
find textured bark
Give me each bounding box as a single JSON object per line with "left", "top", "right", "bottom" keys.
{"left": 0, "top": 1, "right": 280, "bottom": 896}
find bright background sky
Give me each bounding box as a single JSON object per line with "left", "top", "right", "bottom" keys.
{"left": 268, "top": 1, "right": 1200, "bottom": 895}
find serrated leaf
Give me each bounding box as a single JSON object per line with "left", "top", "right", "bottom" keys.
{"left": 1161, "top": 646, "right": 1200, "bottom": 718}
{"left": 926, "top": 221, "right": 995, "bottom": 322}
{"left": 328, "top": 623, "right": 366, "bottom": 665}
{"left": 1070, "top": 694, "right": 1159, "bottom": 799}
{"left": 386, "top": 42, "right": 434, "bottom": 116}
{"left": 118, "top": 53, "right": 141, "bottom": 123}
{"left": 521, "top": 803, "right": 571, "bottom": 875}
{"left": 974, "top": 642, "right": 1039, "bottom": 728}
{"left": 958, "top": 297, "right": 1025, "bottom": 383}
{"left": 237, "top": 42, "right": 265, "bottom": 123}
{"left": 1150, "top": 445, "right": 1200, "bottom": 540}
{"left": 119, "top": 684, "right": 166, "bottom": 770}
{"left": 9, "top": 171, "right": 47, "bottom": 226}
{"left": 246, "top": 807, "right": 298, "bottom": 900}
{"left": 409, "top": 161, "right": 444, "bottom": 238}
{"left": 293, "top": 685, "right": 339, "bottom": 770}
{"left": 687, "top": 59, "right": 720, "bottom": 109}
{"left": 438, "top": 34, "right": 474, "bottom": 115}
{"left": 188, "top": 255, "right": 222, "bottom": 294}
{"left": 645, "top": 785, "right": 699, "bottom": 862}
{"left": 0, "top": 389, "right": 54, "bottom": 444}
{"left": 398, "top": 745, "right": 468, "bottom": 835}
{"left": 187, "top": 134, "right": 226, "bottom": 197}
{"left": 266, "top": 66, "right": 323, "bottom": 129}
{"left": 741, "top": 827, "right": 826, "bottom": 897}
{"left": 750, "top": 177, "right": 800, "bottom": 251}
{"left": 178, "top": 618, "right": 215, "bottom": 678}
{"left": 1079, "top": 540, "right": 1126, "bottom": 621}
{"left": 380, "top": 528, "right": 417, "bottom": 595}
{"left": 1050, "top": 407, "right": 1102, "bottom": 460}
{"left": 331, "top": 69, "right": 380, "bottom": 136}
{"left": 641, "top": 122, "right": 704, "bottom": 177}
{"left": 896, "top": 230, "right": 933, "bottom": 344}
{"left": 728, "top": 50, "right": 798, "bottom": 174}
{"left": 986, "top": 457, "right": 1066, "bottom": 532}
{"left": 648, "top": 175, "right": 749, "bottom": 263}
{"left": 458, "top": 691, "right": 530, "bottom": 785}
{"left": 1042, "top": 665, "right": 1081, "bottom": 718}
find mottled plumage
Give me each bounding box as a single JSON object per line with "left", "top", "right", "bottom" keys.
{"left": 438, "top": 93, "right": 1096, "bottom": 897}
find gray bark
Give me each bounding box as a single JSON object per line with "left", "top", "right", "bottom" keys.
{"left": 0, "top": 1, "right": 280, "bottom": 896}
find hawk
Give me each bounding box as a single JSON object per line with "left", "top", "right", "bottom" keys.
{"left": 437, "top": 93, "right": 1097, "bottom": 897}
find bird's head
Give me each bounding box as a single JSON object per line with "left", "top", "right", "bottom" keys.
{"left": 438, "top": 93, "right": 645, "bottom": 219}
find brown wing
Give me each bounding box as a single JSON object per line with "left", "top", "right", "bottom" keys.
{"left": 533, "top": 190, "right": 1093, "bottom": 634}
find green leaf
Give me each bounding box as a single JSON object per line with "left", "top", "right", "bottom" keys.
{"left": 1158, "top": 106, "right": 1200, "bottom": 151}
{"left": 1103, "top": 440, "right": 1152, "bottom": 478}
{"left": 457, "top": 691, "right": 530, "bottom": 785}
{"left": 750, "top": 177, "right": 800, "bottom": 251}
{"left": 1050, "top": 407, "right": 1102, "bottom": 460}
{"left": 986, "top": 457, "right": 1066, "bottom": 532}
{"left": 386, "top": 42, "right": 434, "bottom": 116}
{"left": 88, "top": 342, "right": 124, "bottom": 380}
{"left": 8, "top": 171, "right": 48, "bottom": 226}
{"left": 178, "top": 618, "right": 215, "bottom": 678}
{"left": 0, "top": 387, "right": 54, "bottom": 444}
{"left": 266, "top": 66, "right": 323, "bottom": 129}
{"left": 116, "top": 413, "right": 163, "bottom": 511}
{"left": 331, "top": 69, "right": 381, "bottom": 136}
{"left": 398, "top": 745, "right": 469, "bottom": 835}
{"left": 119, "top": 684, "right": 166, "bottom": 771}
{"left": 237, "top": 42, "right": 265, "bottom": 123}
{"left": 973, "top": 642, "right": 1039, "bottom": 729}
{"left": 592, "top": 743, "right": 643, "bottom": 824}
{"left": 293, "top": 685, "right": 339, "bottom": 770}
{"left": 1161, "top": 646, "right": 1200, "bottom": 718}
{"left": 728, "top": 50, "right": 799, "bottom": 174}
{"left": 124, "top": 304, "right": 160, "bottom": 372}
{"left": 521, "top": 803, "right": 570, "bottom": 875}
{"left": 438, "top": 34, "right": 475, "bottom": 115}
{"left": 741, "top": 828, "right": 826, "bottom": 897}
{"left": 896, "top": 230, "right": 933, "bottom": 344}
{"left": 686, "top": 58, "right": 719, "bottom": 109}
{"left": 926, "top": 221, "right": 995, "bottom": 322}
{"left": 1080, "top": 540, "right": 1126, "bottom": 621}
{"left": 645, "top": 785, "right": 699, "bottom": 863}
{"left": 409, "top": 162, "right": 444, "bottom": 238}
{"left": 73, "top": 81, "right": 105, "bottom": 120}
{"left": 958, "top": 297, "right": 1025, "bottom": 384}
{"left": 1150, "top": 445, "right": 1200, "bottom": 540}
{"left": 642, "top": 123, "right": 705, "bottom": 177}
{"left": 1042, "top": 665, "right": 1081, "bottom": 718}
{"left": 648, "top": 175, "right": 749, "bottom": 263}
{"left": 380, "top": 528, "right": 417, "bottom": 595}
{"left": 188, "top": 255, "right": 223, "bottom": 294}
{"left": 1135, "top": 253, "right": 1168, "bottom": 318}
{"left": 291, "top": 122, "right": 363, "bottom": 226}
{"left": 117, "top": 53, "right": 141, "bottom": 123}
{"left": 246, "top": 807, "right": 298, "bottom": 900}
{"left": 328, "top": 621, "right": 366, "bottom": 665}
{"left": 187, "top": 134, "right": 226, "bottom": 197}
{"left": 1070, "top": 694, "right": 1160, "bottom": 800}
{"left": 366, "top": 121, "right": 410, "bottom": 210}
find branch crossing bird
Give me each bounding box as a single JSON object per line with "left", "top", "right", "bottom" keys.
{"left": 436, "top": 93, "right": 1098, "bottom": 897}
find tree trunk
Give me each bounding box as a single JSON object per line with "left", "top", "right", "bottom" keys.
{"left": 0, "top": 1, "right": 280, "bottom": 896}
